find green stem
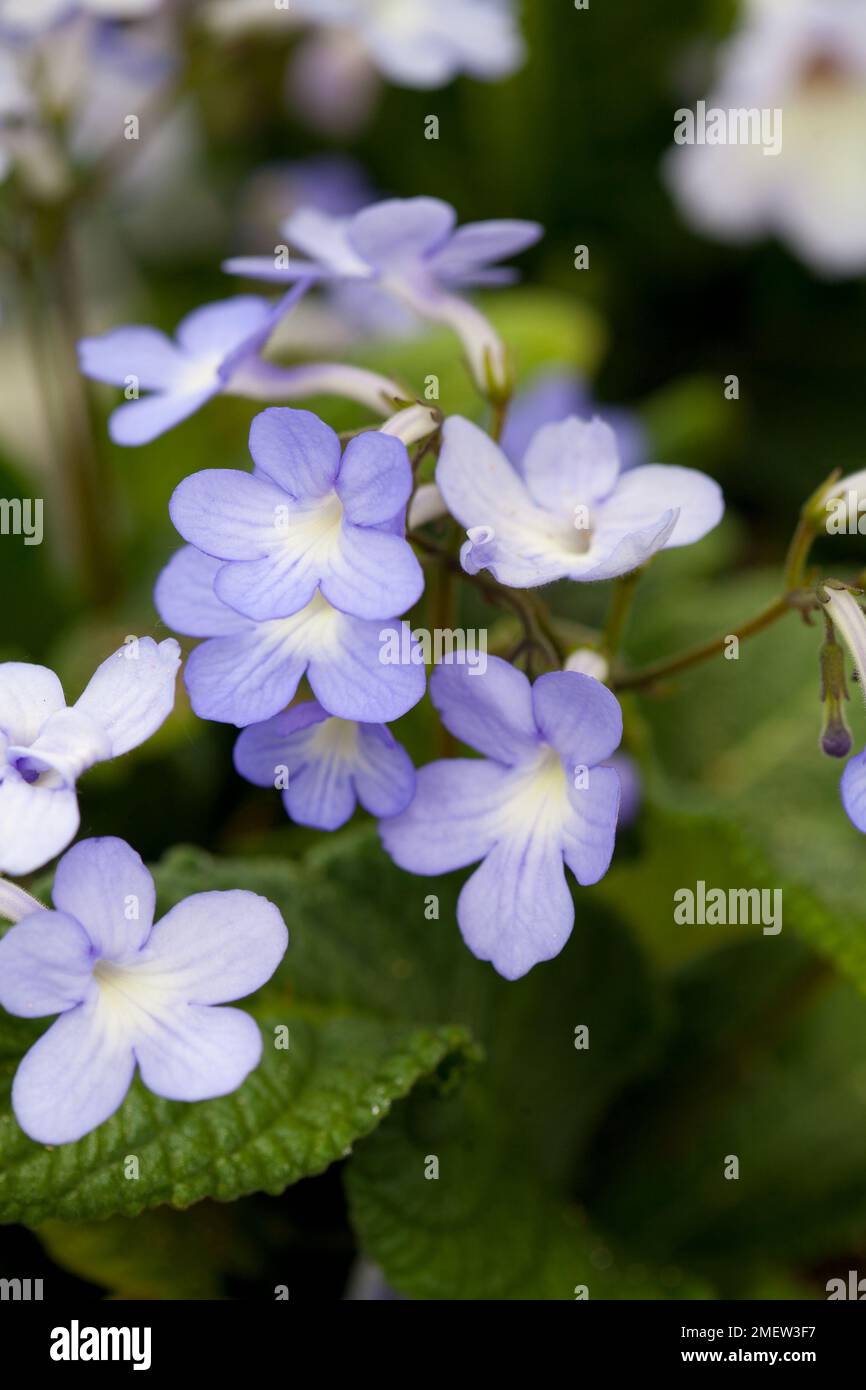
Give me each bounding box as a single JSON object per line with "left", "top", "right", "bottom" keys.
{"left": 613, "top": 595, "right": 792, "bottom": 692}
{"left": 601, "top": 568, "right": 644, "bottom": 661}
{"left": 782, "top": 515, "right": 817, "bottom": 593}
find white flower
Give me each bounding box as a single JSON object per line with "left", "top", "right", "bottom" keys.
{"left": 666, "top": 0, "right": 866, "bottom": 276}
{"left": 435, "top": 414, "right": 724, "bottom": 588}
{"left": 0, "top": 637, "right": 180, "bottom": 875}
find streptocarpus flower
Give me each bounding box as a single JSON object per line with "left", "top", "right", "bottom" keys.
{"left": 380, "top": 658, "right": 623, "bottom": 980}
{"left": 820, "top": 584, "right": 866, "bottom": 830}
{"left": 234, "top": 700, "right": 415, "bottom": 830}
{"left": 665, "top": 0, "right": 866, "bottom": 277}
{"left": 155, "top": 545, "right": 425, "bottom": 727}
{"left": 78, "top": 291, "right": 406, "bottom": 446}
{"left": 0, "top": 637, "right": 180, "bottom": 876}
{"left": 169, "top": 407, "right": 424, "bottom": 622}
{"left": 224, "top": 197, "right": 542, "bottom": 393}
{"left": 0, "top": 836, "right": 287, "bottom": 1144}
{"left": 436, "top": 414, "right": 723, "bottom": 586}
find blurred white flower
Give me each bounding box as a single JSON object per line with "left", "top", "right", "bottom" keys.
{"left": 0, "top": 15, "right": 173, "bottom": 195}
{"left": 666, "top": 0, "right": 866, "bottom": 276}
{"left": 207, "top": 0, "right": 524, "bottom": 134}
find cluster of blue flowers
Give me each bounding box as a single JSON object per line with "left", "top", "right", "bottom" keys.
{"left": 0, "top": 186, "right": 728, "bottom": 1145}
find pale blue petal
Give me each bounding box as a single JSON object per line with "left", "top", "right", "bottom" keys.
{"left": 307, "top": 616, "right": 426, "bottom": 722}
{"left": 108, "top": 387, "right": 217, "bottom": 447}
{"left": 429, "top": 657, "right": 539, "bottom": 763}
{"left": 348, "top": 198, "right": 456, "bottom": 269}
{"left": 531, "top": 670, "right": 622, "bottom": 768}
{"left": 841, "top": 748, "right": 866, "bottom": 832}
{"left": 214, "top": 549, "right": 320, "bottom": 622}
{"left": 139, "top": 890, "right": 287, "bottom": 1003}
{"left": 233, "top": 703, "right": 328, "bottom": 788}
{"left": 354, "top": 724, "right": 415, "bottom": 818}
{"left": 336, "top": 432, "right": 413, "bottom": 524}
{"left": 169, "top": 469, "right": 288, "bottom": 560}
{"left": 249, "top": 407, "right": 341, "bottom": 499}
{"left": 319, "top": 524, "right": 424, "bottom": 620}
{"left": 380, "top": 758, "right": 508, "bottom": 874}
{"left": 457, "top": 831, "right": 574, "bottom": 981}
{"left": 154, "top": 546, "right": 251, "bottom": 639}
{"left": 0, "top": 776, "right": 80, "bottom": 876}
{"left": 184, "top": 625, "right": 307, "bottom": 727}
{"left": 78, "top": 326, "right": 184, "bottom": 390}
{"left": 133, "top": 1003, "right": 263, "bottom": 1103}
{"left": 283, "top": 747, "right": 358, "bottom": 830}
{"left": 52, "top": 836, "right": 155, "bottom": 957}
{"left": 12, "top": 996, "right": 136, "bottom": 1145}
{"left": 0, "top": 662, "right": 66, "bottom": 745}
{"left": 0, "top": 910, "right": 93, "bottom": 1018}
{"left": 428, "top": 219, "right": 542, "bottom": 286}
{"left": 561, "top": 765, "right": 620, "bottom": 886}
{"left": 176, "top": 296, "right": 275, "bottom": 357}
{"left": 519, "top": 416, "right": 621, "bottom": 514}
{"left": 598, "top": 465, "right": 724, "bottom": 550}
{"left": 74, "top": 637, "right": 180, "bottom": 757}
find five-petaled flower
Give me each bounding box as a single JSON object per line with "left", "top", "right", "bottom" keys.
{"left": 155, "top": 545, "right": 425, "bottom": 727}
{"left": 169, "top": 407, "right": 424, "bottom": 622}
{"left": 234, "top": 700, "right": 415, "bottom": 830}
{"left": 0, "top": 638, "right": 180, "bottom": 876}
{"left": 380, "top": 657, "right": 623, "bottom": 981}
{"left": 224, "top": 196, "right": 542, "bottom": 393}
{"left": 435, "top": 414, "right": 724, "bottom": 586}
{"left": 0, "top": 836, "right": 288, "bottom": 1144}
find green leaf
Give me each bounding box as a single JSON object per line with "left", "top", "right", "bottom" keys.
{"left": 346, "top": 1083, "right": 711, "bottom": 1301}
{"left": 587, "top": 936, "right": 866, "bottom": 1279}
{"left": 0, "top": 840, "right": 473, "bottom": 1226}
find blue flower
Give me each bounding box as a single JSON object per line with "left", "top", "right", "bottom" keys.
{"left": 234, "top": 700, "right": 415, "bottom": 830}
{"left": 380, "top": 657, "right": 623, "bottom": 980}
{"left": 78, "top": 289, "right": 411, "bottom": 445}
{"left": 0, "top": 836, "right": 287, "bottom": 1144}
{"left": 0, "top": 638, "right": 180, "bottom": 876}
{"left": 169, "top": 407, "right": 423, "bottom": 623}
{"left": 820, "top": 584, "right": 866, "bottom": 832}
{"left": 435, "top": 414, "right": 724, "bottom": 586}
{"left": 224, "top": 196, "right": 542, "bottom": 392}
{"left": 155, "top": 545, "right": 425, "bottom": 727}
{"left": 78, "top": 293, "right": 305, "bottom": 446}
